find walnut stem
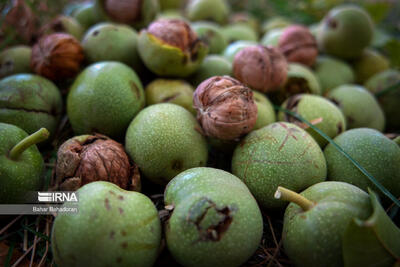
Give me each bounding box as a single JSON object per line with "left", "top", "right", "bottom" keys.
{"left": 9, "top": 128, "right": 49, "bottom": 160}
{"left": 274, "top": 186, "right": 314, "bottom": 211}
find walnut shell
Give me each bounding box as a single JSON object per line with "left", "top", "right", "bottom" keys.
{"left": 55, "top": 134, "right": 140, "bottom": 191}
{"left": 31, "top": 33, "right": 84, "bottom": 81}
{"left": 233, "top": 45, "right": 288, "bottom": 93}
{"left": 104, "top": 0, "right": 142, "bottom": 24}
{"left": 278, "top": 25, "right": 318, "bottom": 66}
{"left": 193, "top": 76, "right": 258, "bottom": 140}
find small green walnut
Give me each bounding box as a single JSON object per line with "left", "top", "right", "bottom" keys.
{"left": 261, "top": 16, "right": 292, "bottom": 34}
{"left": 252, "top": 91, "right": 276, "bottom": 130}
{"left": 353, "top": 49, "right": 389, "bottom": 84}
{"left": 0, "top": 46, "right": 32, "bottom": 78}
{"left": 72, "top": 2, "right": 101, "bottom": 30}
{"left": 221, "top": 23, "right": 258, "bottom": 44}
{"left": 222, "top": 40, "right": 258, "bottom": 62}
{"left": 191, "top": 21, "right": 228, "bottom": 54}
{"left": 190, "top": 55, "right": 232, "bottom": 86}
{"left": 260, "top": 28, "right": 284, "bottom": 47}
{"left": 39, "top": 15, "right": 84, "bottom": 40}
{"left": 185, "top": 0, "right": 230, "bottom": 25}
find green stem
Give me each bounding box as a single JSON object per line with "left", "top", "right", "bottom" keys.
{"left": 274, "top": 186, "right": 314, "bottom": 211}
{"left": 9, "top": 128, "right": 49, "bottom": 160}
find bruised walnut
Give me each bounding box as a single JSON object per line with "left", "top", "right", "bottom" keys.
{"left": 233, "top": 45, "right": 288, "bottom": 93}
{"left": 31, "top": 33, "right": 84, "bottom": 81}
{"left": 278, "top": 25, "right": 318, "bottom": 67}
{"left": 104, "top": 0, "right": 142, "bottom": 24}
{"left": 193, "top": 76, "right": 257, "bottom": 140}
{"left": 55, "top": 134, "right": 140, "bottom": 191}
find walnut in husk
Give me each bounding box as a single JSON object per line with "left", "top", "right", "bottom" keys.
{"left": 193, "top": 76, "right": 257, "bottom": 140}
{"left": 31, "top": 33, "right": 84, "bottom": 81}
{"left": 55, "top": 134, "right": 141, "bottom": 191}
{"left": 233, "top": 45, "right": 288, "bottom": 93}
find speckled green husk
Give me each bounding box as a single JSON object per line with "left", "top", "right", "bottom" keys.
{"left": 165, "top": 167, "right": 263, "bottom": 267}
{"left": 186, "top": 0, "right": 230, "bottom": 25}
{"left": 125, "top": 104, "right": 208, "bottom": 185}
{"left": 252, "top": 91, "right": 276, "bottom": 130}
{"left": 190, "top": 55, "right": 232, "bottom": 86}
{"left": 313, "top": 56, "right": 355, "bottom": 94}
{"left": 283, "top": 182, "right": 372, "bottom": 267}
{"left": 278, "top": 94, "right": 346, "bottom": 147}
{"left": 0, "top": 46, "right": 32, "bottom": 78}
{"left": 221, "top": 24, "right": 258, "bottom": 44}
{"left": 353, "top": 49, "right": 389, "bottom": 84}
{"left": 0, "top": 123, "right": 43, "bottom": 203}
{"left": 222, "top": 40, "right": 257, "bottom": 62}
{"left": 82, "top": 23, "right": 142, "bottom": 71}
{"left": 51, "top": 181, "right": 161, "bottom": 267}
{"left": 138, "top": 31, "right": 208, "bottom": 77}
{"left": 0, "top": 74, "right": 62, "bottom": 140}
{"left": 327, "top": 84, "right": 385, "bottom": 131}
{"left": 260, "top": 28, "right": 283, "bottom": 47}
{"left": 192, "top": 22, "right": 228, "bottom": 54}
{"left": 67, "top": 62, "right": 144, "bottom": 138}
{"left": 232, "top": 122, "right": 327, "bottom": 209}
{"left": 365, "top": 69, "right": 400, "bottom": 130}
{"left": 324, "top": 128, "right": 400, "bottom": 198}
{"left": 145, "top": 79, "right": 195, "bottom": 114}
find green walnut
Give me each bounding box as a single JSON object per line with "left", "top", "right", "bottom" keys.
{"left": 278, "top": 94, "right": 346, "bottom": 147}
{"left": 0, "top": 74, "right": 62, "bottom": 141}
{"left": 232, "top": 122, "right": 327, "bottom": 209}
{"left": 138, "top": 19, "right": 208, "bottom": 77}
{"left": 317, "top": 5, "right": 374, "bottom": 59}
{"left": 0, "top": 125, "right": 48, "bottom": 203}
{"left": 82, "top": 23, "right": 142, "bottom": 71}
{"left": 365, "top": 69, "right": 400, "bottom": 131}
{"left": 222, "top": 40, "right": 257, "bottom": 62}
{"left": 159, "top": 0, "right": 185, "bottom": 10}
{"left": 185, "top": 0, "right": 230, "bottom": 25}
{"left": 313, "top": 55, "right": 355, "bottom": 94}
{"left": 190, "top": 55, "right": 232, "bottom": 86}
{"left": 252, "top": 91, "right": 276, "bottom": 130}
{"left": 327, "top": 84, "right": 385, "bottom": 131}
{"left": 165, "top": 167, "right": 263, "bottom": 267}
{"left": 324, "top": 128, "right": 400, "bottom": 198}
{"left": 191, "top": 21, "right": 228, "bottom": 54}
{"left": 67, "top": 62, "right": 145, "bottom": 138}
{"left": 145, "top": 79, "right": 195, "bottom": 114}
{"left": 52, "top": 181, "right": 161, "bottom": 267}
{"left": 271, "top": 63, "right": 321, "bottom": 104}
{"left": 125, "top": 103, "right": 208, "bottom": 185}
{"left": 0, "top": 46, "right": 32, "bottom": 78}
{"left": 72, "top": 2, "right": 101, "bottom": 30}
{"left": 156, "top": 10, "right": 187, "bottom": 20}
{"left": 94, "top": 0, "right": 159, "bottom": 30}
{"left": 40, "top": 15, "right": 84, "bottom": 40}
{"left": 277, "top": 182, "right": 372, "bottom": 267}
{"left": 261, "top": 16, "right": 292, "bottom": 34}
{"left": 353, "top": 49, "right": 389, "bottom": 84}
{"left": 221, "top": 24, "right": 258, "bottom": 44}
{"left": 229, "top": 12, "right": 260, "bottom": 34}
{"left": 260, "top": 28, "right": 284, "bottom": 47}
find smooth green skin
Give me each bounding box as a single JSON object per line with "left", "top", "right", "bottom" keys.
{"left": 261, "top": 16, "right": 292, "bottom": 34}
{"left": 0, "top": 123, "right": 43, "bottom": 203}
{"left": 159, "top": 0, "right": 185, "bottom": 10}
{"left": 327, "top": 84, "right": 385, "bottom": 131}
{"left": 222, "top": 40, "right": 257, "bottom": 62}
{"left": 232, "top": 122, "right": 327, "bottom": 209}
{"left": 186, "top": 0, "right": 230, "bottom": 25}
{"left": 229, "top": 13, "right": 260, "bottom": 35}
{"left": 0, "top": 46, "right": 32, "bottom": 78}
{"left": 353, "top": 49, "right": 389, "bottom": 84}
{"left": 145, "top": 79, "right": 195, "bottom": 114}
{"left": 138, "top": 31, "right": 208, "bottom": 77}
{"left": 0, "top": 74, "right": 62, "bottom": 140}
{"left": 192, "top": 21, "right": 228, "bottom": 54}
{"left": 43, "top": 16, "right": 84, "bottom": 40}
{"left": 260, "top": 28, "right": 283, "bottom": 47}
{"left": 94, "top": 0, "right": 159, "bottom": 30}
{"left": 278, "top": 94, "right": 346, "bottom": 147}
{"left": 190, "top": 55, "right": 232, "bottom": 86}
{"left": 52, "top": 181, "right": 161, "bottom": 267}
{"left": 221, "top": 24, "right": 258, "bottom": 44}
{"left": 324, "top": 128, "right": 400, "bottom": 198}
{"left": 72, "top": 2, "right": 101, "bottom": 30}
{"left": 365, "top": 69, "right": 400, "bottom": 130}
{"left": 156, "top": 10, "right": 187, "bottom": 20}
{"left": 67, "top": 62, "right": 145, "bottom": 138}
{"left": 82, "top": 23, "right": 142, "bottom": 71}
{"left": 313, "top": 55, "right": 355, "bottom": 94}
{"left": 125, "top": 103, "right": 208, "bottom": 185}
{"left": 165, "top": 167, "right": 263, "bottom": 267}
{"left": 252, "top": 91, "right": 276, "bottom": 130}
{"left": 317, "top": 5, "right": 374, "bottom": 59}
{"left": 282, "top": 181, "right": 372, "bottom": 267}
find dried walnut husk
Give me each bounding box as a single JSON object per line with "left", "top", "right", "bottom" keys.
{"left": 233, "top": 45, "right": 288, "bottom": 93}
{"left": 31, "top": 33, "right": 84, "bottom": 81}
{"left": 56, "top": 134, "right": 140, "bottom": 191}
{"left": 193, "top": 76, "right": 258, "bottom": 140}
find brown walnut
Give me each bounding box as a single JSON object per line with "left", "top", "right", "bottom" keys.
{"left": 104, "top": 0, "right": 142, "bottom": 24}
{"left": 233, "top": 45, "right": 288, "bottom": 93}
{"left": 55, "top": 134, "right": 140, "bottom": 191}
{"left": 31, "top": 33, "right": 84, "bottom": 81}
{"left": 278, "top": 25, "right": 318, "bottom": 66}
{"left": 193, "top": 76, "right": 258, "bottom": 140}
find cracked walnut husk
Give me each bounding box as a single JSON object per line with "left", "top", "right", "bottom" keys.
{"left": 193, "top": 76, "right": 257, "bottom": 140}
{"left": 55, "top": 134, "right": 140, "bottom": 191}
